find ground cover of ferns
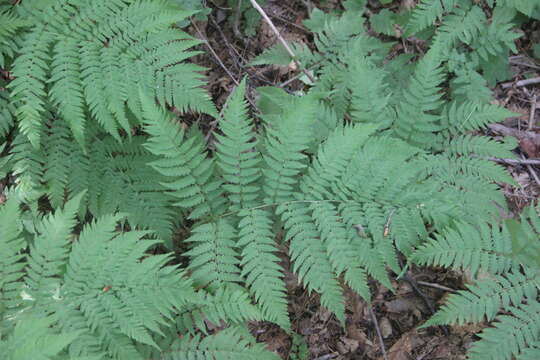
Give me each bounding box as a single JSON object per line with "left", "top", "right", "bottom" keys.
{"left": 1, "top": 0, "right": 540, "bottom": 359}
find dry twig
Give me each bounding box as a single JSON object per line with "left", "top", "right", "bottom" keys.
{"left": 502, "top": 76, "right": 540, "bottom": 89}
{"left": 490, "top": 157, "right": 540, "bottom": 166}
{"left": 522, "top": 155, "right": 540, "bottom": 187}
{"left": 370, "top": 307, "right": 389, "bottom": 360}
{"left": 416, "top": 281, "right": 457, "bottom": 293}
{"left": 528, "top": 94, "right": 537, "bottom": 131}
{"left": 248, "top": 0, "right": 316, "bottom": 83}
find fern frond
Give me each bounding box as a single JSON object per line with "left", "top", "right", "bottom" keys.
{"left": 0, "top": 85, "right": 15, "bottom": 140}
{"left": 394, "top": 46, "right": 445, "bottom": 149}
{"left": 8, "top": 29, "right": 52, "bottom": 147}
{"left": 0, "top": 196, "right": 24, "bottom": 312}
{"left": 165, "top": 329, "right": 280, "bottom": 360}
{"left": 469, "top": 301, "right": 540, "bottom": 360}
{"left": 185, "top": 219, "right": 242, "bottom": 290}
{"left": 215, "top": 80, "right": 262, "bottom": 211}
{"left": 310, "top": 201, "right": 371, "bottom": 302}
{"left": 300, "top": 124, "right": 377, "bottom": 200}
{"left": 64, "top": 222, "right": 194, "bottom": 351}
{"left": 0, "top": 10, "right": 28, "bottom": 67}
{"left": 177, "top": 285, "right": 262, "bottom": 335}
{"left": 23, "top": 192, "right": 84, "bottom": 304}
{"left": 278, "top": 202, "right": 345, "bottom": 323}
{"left": 450, "top": 68, "right": 493, "bottom": 104}
{"left": 262, "top": 95, "right": 317, "bottom": 204}
{"left": 10, "top": 131, "right": 45, "bottom": 203}
{"left": 43, "top": 119, "right": 72, "bottom": 208}
{"left": 10, "top": 0, "right": 214, "bottom": 143}
{"left": 237, "top": 208, "right": 289, "bottom": 329}
{"left": 424, "top": 269, "right": 539, "bottom": 326}
{"left": 413, "top": 222, "right": 515, "bottom": 276}
{"left": 445, "top": 135, "right": 517, "bottom": 159}
{"left": 407, "top": 0, "right": 460, "bottom": 34}
{"left": 424, "top": 156, "right": 515, "bottom": 185}
{"left": 49, "top": 40, "right": 87, "bottom": 147}
{"left": 1, "top": 316, "right": 81, "bottom": 360}
{"left": 488, "top": 0, "right": 540, "bottom": 17}
{"left": 141, "top": 93, "right": 225, "bottom": 220}
{"left": 434, "top": 5, "right": 486, "bottom": 53}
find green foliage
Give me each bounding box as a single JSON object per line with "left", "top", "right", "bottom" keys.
{"left": 1, "top": 0, "right": 538, "bottom": 358}
{"left": 0, "top": 194, "right": 272, "bottom": 359}
{"left": 415, "top": 205, "right": 540, "bottom": 359}
{"left": 7, "top": 0, "right": 215, "bottom": 147}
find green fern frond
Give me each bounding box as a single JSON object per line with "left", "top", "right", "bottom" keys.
{"left": 407, "top": 0, "right": 460, "bottom": 35}
{"left": 278, "top": 202, "right": 345, "bottom": 322}
{"left": 10, "top": 131, "right": 45, "bottom": 203}
{"left": 394, "top": 46, "right": 445, "bottom": 149}
{"left": 141, "top": 93, "right": 225, "bottom": 220}
{"left": 262, "top": 95, "right": 316, "bottom": 204}
{"left": 300, "top": 124, "right": 377, "bottom": 200}
{"left": 487, "top": 0, "right": 540, "bottom": 17}
{"left": 8, "top": 29, "right": 52, "bottom": 147}
{"left": 177, "top": 285, "right": 262, "bottom": 335}
{"left": 10, "top": 0, "right": 214, "bottom": 145}
{"left": 165, "top": 328, "right": 280, "bottom": 360}
{"left": 434, "top": 4, "right": 486, "bottom": 53}
{"left": 424, "top": 269, "right": 539, "bottom": 326}
{"left": 237, "top": 208, "right": 290, "bottom": 329}
{"left": 450, "top": 68, "right": 493, "bottom": 104}
{"left": 0, "top": 196, "right": 24, "bottom": 313}
{"left": 62, "top": 218, "right": 197, "bottom": 352}
{"left": 49, "top": 40, "right": 87, "bottom": 147}
{"left": 215, "top": 80, "right": 262, "bottom": 211}
{"left": 413, "top": 222, "right": 515, "bottom": 276}
{"left": 185, "top": 219, "right": 242, "bottom": 290}
{"left": 424, "top": 156, "right": 515, "bottom": 185}
{"left": 23, "top": 192, "right": 84, "bottom": 304}
{"left": 0, "top": 10, "right": 28, "bottom": 67}
{"left": 310, "top": 201, "right": 371, "bottom": 302}
{"left": 469, "top": 301, "right": 540, "bottom": 360}
{"left": 43, "top": 120, "right": 72, "bottom": 208}
{"left": 445, "top": 135, "right": 517, "bottom": 158}
{"left": 0, "top": 85, "right": 15, "bottom": 140}
{"left": 1, "top": 316, "right": 81, "bottom": 360}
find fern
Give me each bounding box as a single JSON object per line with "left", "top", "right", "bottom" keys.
{"left": 163, "top": 328, "right": 280, "bottom": 360}
{"left": 215, "top": 79, "right": 261, "bottom": 212}
{"left": 8, "top": 0, "right": 215, "bottom": 147}
{"left": 419, "top": 204, "right": 540, "bottom": 360}
{"left": 407, "top": 0, "right": 460, "bottom": 35}
{"left": 0, "top": 192, "right": 274, "bottom": 359}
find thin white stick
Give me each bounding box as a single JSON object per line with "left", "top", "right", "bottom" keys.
{"left": 248, "top": 0, "right": 315, "bottom": 83}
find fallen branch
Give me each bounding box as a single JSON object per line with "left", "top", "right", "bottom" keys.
{"left": 489, "top": 157, "right": 540, "bottom": 166}
{"left": 501, "top": 76, "right": 540, "bottom": 89}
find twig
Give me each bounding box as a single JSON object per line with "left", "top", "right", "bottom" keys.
{"left": 191, "top": 21, "right": 240, "bottom": 87}
{"left": 232, "top": 0, "right": 244, "bottom": 43}
{"left": 502, "top": 76, "right": 540, "bottom": 89}
{"left": 488, "top": 123, "right": 540, "bottom": 144}
{"left": 248, "top": 0, "right": 316, "bottom": 83}
{"left": 416, "top": 281, "right": 457, "bottom": 293}
{"left": 300, "top": 0, "right": 313, "bottom": 13}
{"left": 509, "top": 56, "right": 540, "bottom": 70}
{"left": 369, "top": 307, "right": 389, "bottom": 360}
{"left": 489, "top": 157, "right": 540, "bottom": 166}
{"left": 529, "top": 94, "right": 537, "bottom": 131}
{"left": 191, "top": 20, "right": 259, "bottom": 111}
{"left": 522, "top": 154, "right": 540, "bottom": 187}
{"left": 313, "top": 354, "right": 337, "bottom": 360}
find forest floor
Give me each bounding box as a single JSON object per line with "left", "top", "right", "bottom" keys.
{"left": 184, "top": 1, "right": 540, "bottom": 358}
